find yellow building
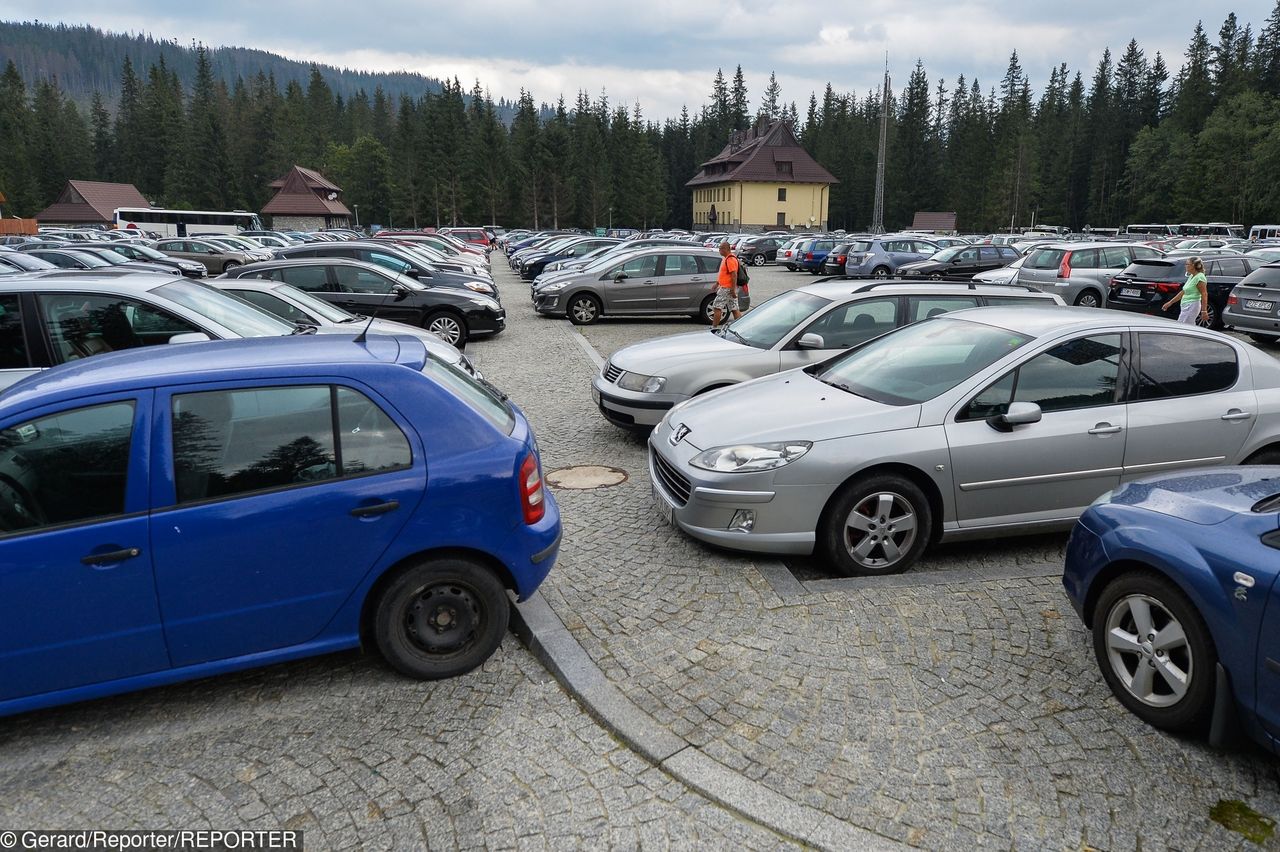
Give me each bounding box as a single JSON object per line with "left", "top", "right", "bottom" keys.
{"left": 687, "top": 119, "right": 837, "bottom": 231}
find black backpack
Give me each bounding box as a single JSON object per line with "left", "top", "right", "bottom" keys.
{"left": 736, "top": 259, "right": 750, "bottom": 287}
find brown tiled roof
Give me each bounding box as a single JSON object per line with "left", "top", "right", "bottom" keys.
{"left": 35, "top": 180, "right": 150, "bottom": 223}
{"left": 686, "top": 120, "right": 837, "bottom": 187}
{"left": 911, "top": 212, "right": 958, "bottom": 231}
{"left": 262, "top": 166, "right": 351, "bottom": 216}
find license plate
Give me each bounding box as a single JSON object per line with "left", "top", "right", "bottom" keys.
{"left": 652, "top": 483, "right": 674, "bottom": 526}
{"left": 1120, "top": 288, "right": 1141, "bottom": 298}
{"left": 1245, "top": 299, "right": 1274, "bottom": 312}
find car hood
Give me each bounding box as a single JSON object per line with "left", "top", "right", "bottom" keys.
{"left": 897, "top": 260, "right": 939, "bottom": 273}
{"left": 610, "top": 331, "right": 750, "bottom": 372}
{"left": 1107, "top": 467, "right": 1280, "bottom": 525}
{"left": 665, "top": 369, "right": 920, "bottom": 448}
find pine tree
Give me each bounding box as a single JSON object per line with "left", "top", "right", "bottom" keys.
{"left": 184, "top": 45, "right": 232, "bottom": 209}
{"left": 0, "top": 61, "right": 38, "bottom": 215}
{"left": 761, "top": 72, "right": 781, "bottom": 120}
{"left": 112, "top": 56, "right": 146, "bottom": 187}
{"left": 730, "top": 65, "right": 749, "bottom": 131}
{"left": 1170, "top": 22, "right": 1214, "bottom": 133}
{"left": 90, "top": 91, "right": 113, "bottom": 179}
{"left": 1257, "top": 1, "right": 1280, "bottom": 92}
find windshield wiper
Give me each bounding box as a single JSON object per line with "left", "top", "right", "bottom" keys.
{"left": 341, "top": 315, "right": 365, "bottom": 323}
{"left": 816, "top": 375, "right": 861, "bottom": 396}
{"left": 290, "top": 323, "right": 318, "bottom": 335}
{"left": 722, "top": 326, "right": 748, "bottom": 345}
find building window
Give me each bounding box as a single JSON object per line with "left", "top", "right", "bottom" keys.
{"left": 777, "top": 188, "right": 787, "bottom": 202}
{"left": 777, "top": 212, "right": 787, "bottom": 227}
{"left": 777, "top": 161, "right": 793, "bottom": 177}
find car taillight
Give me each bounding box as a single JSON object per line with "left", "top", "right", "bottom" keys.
{"left": 1058, "top": 251, "right": 1072, "bottom": 279}
{"left": 519, "top": 453, "right": 545, "bottom": 524}
{"left": 805, "top": 252, "right": 814, "bottom": 260}
{"left": 1154, "top": 282, "right": 1179, "bottom": 294}
{"left": 835, "top": 255, "right": 846, "bottom": 263}
{"left": 1228, "top": 295, "right": 1239, "bottom": 305}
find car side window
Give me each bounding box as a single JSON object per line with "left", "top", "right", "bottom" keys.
{"left": 661, "top": 255, "right": 700, "bottom": 276}
{"left": 978, "top": 247, "right": 999, "bottom": 262}
{"left": 39, "top": 294, "right": 201, "bottom": 364}
{"left": 957, "top": 248, "right": 978, "bottom": 262}
{"left": 1101, "top": 247, "right": 1131, "bottom": 268}
{"left": 800, "top": 298, "right": 897, "bottom": 348}
{"left": 958, "top": 335, "right": 1123, "bottom": 420}
{"left": 914, "top": 241, "right": 937, "bottom": 254}
{"left": 233, "top": 290, "right": 309, "bottom": 324}
{"left": 0, "top": 295, "right": 31, "bottom": 369}
{"left": 907, "top": 296, "right": 979, "bottom": 322}
{"left": 335, "top": 387, "right": 412, "bottom": 474}
{"left": 620, "top": 255, "right": 658, "bottom": 278}
{"left": 0, "top": 401, "right": 134, "bottom": 535}
{"left": 695, "top": 255, "right": 720, "bottom": 275}
{"left": 334, "top": 266, "right": 392, "bottom": 293}
{"left": 1218, "top": 259, "right": 1246, "bottom": 277}
{"left": 1072, "top": 249, "right": 1099, "bottom": 268}
{"left": 366, "top": 252, "right": 412, "bottom": 274}
{"left": 983, "top": 295, "right": 1048, "bottom": 307}
{"left": 157, "top": 241, "right": 180, "bottom": 252}
{"left": 279, "top": 265, "right": 331, "bottom": 292}
{"left": 1135, "top": 333, "right": 1237, "bottom": 400}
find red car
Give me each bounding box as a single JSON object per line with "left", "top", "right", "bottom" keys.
{"left": 442, "top": 227, "right": 493, "bottom": 248}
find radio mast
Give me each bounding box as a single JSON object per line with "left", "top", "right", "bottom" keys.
{"left": 871, "top": 57, "right": 890, "bottom": 235}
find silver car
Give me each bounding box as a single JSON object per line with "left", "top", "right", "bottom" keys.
{"left": 1016, "top": 242, "right": 1164, "bottom": 307}
{"left": 649, "top": 307, "right": 1280, "bottom": 575}
{"left": 1223, "top": 262, "right": 1280, "bottom": 345}
{"left": 532, "top": 246, "right": 723, "bottom": 325}
{"left": 593, "top": 280, "right": 1063, "bottom": 428}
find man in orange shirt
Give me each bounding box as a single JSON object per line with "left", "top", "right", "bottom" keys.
{"left": 712, "top": 241, "right": 742, "bottom": 329}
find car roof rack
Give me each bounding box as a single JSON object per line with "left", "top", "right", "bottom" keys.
{"left": 841, "top": 278, "right": 1043, "bottom": 294}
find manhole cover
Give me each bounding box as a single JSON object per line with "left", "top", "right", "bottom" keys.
{"left": 545, "top": 465, "right": 629, "bottom": 490}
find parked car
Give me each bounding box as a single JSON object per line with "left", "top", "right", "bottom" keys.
{"left": 1223, "top": 262, "right": 1280, "bottom": 345}
{"left": 193, "top": 235, "right": 274, "bottom": 262}
{"left": 1248, "top": 248, "right": 1280, "bottom": 265}
{"left": 48, "top": 245, "right": 185, "bottom": 277}
{"left": 152, "top": 238, "right": 259, "bottom": 275}
{"left": 441, "top": 227, "right": 493, "bottom": 248}
{"left": 518, "top": 237, "right": 619, "bottom": 281}
{"left": 532, "top": 239, "right": 711, "bottom": 286}
{"left": 736, "top": 236, "right": 786, "bottom": 267}
{"left": 1062, "top": 467, "right": 1280, "bottom": 748}
{"left": 275, "top": 241, "right": 498, "bottom": 299}
{"left": 1107, "top": 254, "right": 1257, "bottom": 329}
{"left": 0, "top": 333, "right": 559, "bottom": 717}
{"left": 220, "top": 258, "right": 504, "bottom": 347}
{"left": 897, "top": 244, "right": 1020, "bottom": 280}
{"left": 844, "top": 237, "right": 943, "bottom": 278}
{"left": 532, "top": 246, "right": 726, "bottom": 325}
{"left": 776, "top": 237, "right": 810, "bottom": 271}
{"left": 821, "top": 242, "right": 854, "bottom": 277}
{"left": 0, "top": 252, "right": 57, "bottom": 274}
{"left": 1016, "top": 242, "right": 1165, "bottom": 308}
{"left": 206, "top": 276, "right": 479, "bottom": 376}
{"left": 101, "top": 242, "right": 208, "bottom": 277}
{"left": 0, "top": 271, "right": 300, "bottom": 391}
{"left": 648, "top": 307, "right": 1280, "bottom": 575}
{"left": 794, "top": 238, "right": 839, "bottom": 274}
{"left": 592, "top": 281, "right": 1062, "bottom": 429}
{"left": 21, "top": 247, "right": 160, "bottom": 275}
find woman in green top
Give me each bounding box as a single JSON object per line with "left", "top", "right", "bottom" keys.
{"left": 1163, "top": 256, "right": 1209, "bottom": 325}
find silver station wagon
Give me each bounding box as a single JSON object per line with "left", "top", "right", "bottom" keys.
{"left": 593, "top": 280, "right": 1062, "bottom": 428}
{"left": 649, "top": 307, "right": 1280, "bottom": 575}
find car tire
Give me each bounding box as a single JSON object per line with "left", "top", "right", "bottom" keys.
{"left": 871, "top": 266, "right": 891, "bottom": 279}
{"left": 568, "top": 292, "right": 602, "bottom": 325}
{"left": 929, "top": 272, "right": 943, "bottom": 280}
{"left": 424, "top": 311, "right": 468, "bottom": 347}
{"left": 1247, "top": 333, "right": 1279, "bottom": 346}
{"left": 784, "top": 264, "right": 796, "bottom": 272}
{"left": 373, "top": 557, "right": 509, "bottom": 680}
{"left": 1244, "top": 447, "right": 1280, "bottom": 465}
{"left": 1074, "top": 291, "right": 1101, "bottom": 308}
{"left": 820, "top": 474, "right": 932, "bottom": 576}
{"left": 222, "top": 260, "right": 240, "bottom": 272}
{"left": 751, "top": 253, "right": 767, "bottom": 267}
{"left": 1091, "top": 571, "right": 1216, "bottom": 734}
{"left": 1195, "top": 302, "right": 1224, "bottom": 331}
{"left": 697, "top": 294, "right": 716, "bottom": 324}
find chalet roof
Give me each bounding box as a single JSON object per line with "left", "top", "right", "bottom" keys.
{"left": 686, "top": 119, "right": 837, "bottom": 187}
{"left": 911, "top": 212, "right": 958, "bottom": 232}
{"left": 262, "top": 166, "right": 351, "bottom": 217}
{"left": 35, "top": 180, "right": 150, "bottom": 223}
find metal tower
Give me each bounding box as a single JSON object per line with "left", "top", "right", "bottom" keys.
{"left": 870, "top": 60, "right": 890, "bottom": 235}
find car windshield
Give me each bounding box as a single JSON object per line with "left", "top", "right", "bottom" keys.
{"left": 272, "top": 284, "right": 355, "bottom": 323}
{"left": 61, "top": 251, "right": 112, "bottom": 268}
{"left": 129, "top": 245, "right": 170, "bottom": 260}
{"left": 722, "top": 291, "right": 832, "bottom": 349}
{"left": 813, "top": 318, "right": 1031, "bottom": 405}
{"left": 90, "top": 250, "right": 132, "bottom": 265}
{"left": 153, "top": 280, "right": 295, "bottom": 337}
{"left": 930, "top": 246, "right": 964, "bottom": 262}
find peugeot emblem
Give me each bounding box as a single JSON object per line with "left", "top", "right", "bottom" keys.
{"left": 670, "top": 424, "right": 690, "bottom": 446}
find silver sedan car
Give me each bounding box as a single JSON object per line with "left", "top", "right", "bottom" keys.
{"left": 593, "top": 280, "right": 1062, "bottom": 428}
{"left": 649, "top": 307, "right": 1280, "bottom": 575}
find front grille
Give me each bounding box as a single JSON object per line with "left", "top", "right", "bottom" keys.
{"left": 603, "top": 362, "right": 623, "bottom": 383}
{"left": 651, "top": 447, "right": 691, "bottom": 506}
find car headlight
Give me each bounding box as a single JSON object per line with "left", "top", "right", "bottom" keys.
{"left": 616, "top": 372, "right": 666, "bottom": 393}
{"left": 689, "top": 441, "right": 812, "bottom": 473}
{"left": 540, "top": 281, "right": 566, "bottom": 292}
{"left": 463, "top": 281, "right": 495, "bottom": 294}
{"left": 467, "top": 295, "right": 500, "bottom": 309}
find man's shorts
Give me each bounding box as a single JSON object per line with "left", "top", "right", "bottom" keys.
{"left": 711, "top": 288, "right": 738, "bottom": 311}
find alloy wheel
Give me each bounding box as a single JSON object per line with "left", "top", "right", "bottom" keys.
{"left": 1103, "top": 593, "right": 1192, "bottom": 708}
{"left": 571, "top": 296, "right": 599, "bottom": 324}
{"left": 841, "top": 491, "right": 918, "bottom": 570}
{"left": 427, "top": 315, "right": 463, "bottom": 345}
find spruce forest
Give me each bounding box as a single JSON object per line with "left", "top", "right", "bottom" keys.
{"left": 1, "top": 5, "right": 1279, "bottom": 233}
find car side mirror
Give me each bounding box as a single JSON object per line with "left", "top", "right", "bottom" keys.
{"left": 207, "top": 249, "right": 218, "bottom": 255}
{"left": 566, "top": 248, "right": 576, "bottom": 255}
{"left": 796, "top": 333, "right": 826, "bottom": 350}
{"left": 392, "top": 283, "right": 410, "bottom": 302}
{"left": 951, "top": 258, "right": 961, "bottom": 264}
{"left": 615, "top": 273, "right": 628, "bottom": 282}
{"left": 989, "top": 401, "right": 1042, "bottom": 432}
{"left": 168, "top": 332, "right": 212, "bottom": 344}
{"left": 405, "top": 268, "right": 420, "bottom": 278}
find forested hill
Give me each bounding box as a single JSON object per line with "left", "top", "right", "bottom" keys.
{"left": 0, "top": 19, "right": 517, "bottom": 118}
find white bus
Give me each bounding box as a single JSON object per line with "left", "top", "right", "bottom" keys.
{"left": 1124, "top": 223, "right": 1178, "bottom": 237}
{"left": 114, "top": 207, "right": 263, "bottom": 237}
{"left": 1249, "top": 225, "right": 1280, "bottom": 242}
{"left": 1179, "top": 222, "right": 1244, "bottom": 238}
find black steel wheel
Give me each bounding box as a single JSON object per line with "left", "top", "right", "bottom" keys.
{"left": 373, "top": 558, "right": 509, "bottom": 679}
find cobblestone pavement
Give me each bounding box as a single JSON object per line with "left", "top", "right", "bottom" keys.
{"left": 484, "top": 257, "right": 1280, "bottom": 850}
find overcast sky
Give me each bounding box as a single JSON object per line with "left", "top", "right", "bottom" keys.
{"left": 0, "top": 0, "right": 1258, "bottom": 118}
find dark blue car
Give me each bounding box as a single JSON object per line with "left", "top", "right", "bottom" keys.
{"left": 0, "top": 334, "right": 560, "bottom": 717}
{"left": 1063, "top": 467, "right": 1280, "bottom": 751}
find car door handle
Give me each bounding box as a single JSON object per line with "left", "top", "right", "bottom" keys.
{"left": 350, "top": 500, "right": 400, "bottom": 518}
{"left": 81, "top": 547, "right": 141, "bottom": 566}
{"left": 1221, "top": 410, "right": 1254, "bottom": 421}
{"left": 1088, "top": 423, "right": 1123, "bottom": 435}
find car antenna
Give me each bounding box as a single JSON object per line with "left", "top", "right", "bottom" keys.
{"left": 354, "top": 280, "right": 406, "bottom": 345}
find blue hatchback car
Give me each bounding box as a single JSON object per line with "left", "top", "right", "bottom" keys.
{"left": 0, "top": 335, "right": 560, "bottom": 717}
{"left": 1063, "top": 467, "right": 1280, "bottom": 751}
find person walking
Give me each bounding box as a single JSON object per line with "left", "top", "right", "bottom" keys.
{"left": 1163, "top": 256, "right": 1209, "bottom": 325}
{"left": 712, "top": 241, "right": 742, "bottom": 329}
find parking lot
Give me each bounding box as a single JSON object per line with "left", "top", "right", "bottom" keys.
{"left": 2, "top": 255, "right": 1279, "bottom": 850}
